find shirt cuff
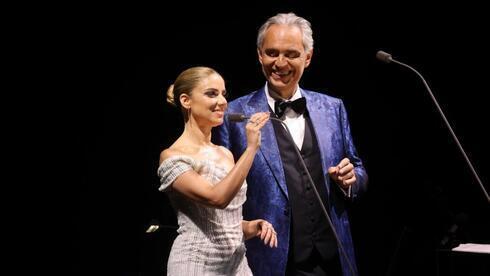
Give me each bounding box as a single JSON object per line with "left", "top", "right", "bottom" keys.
{"left": 338, "top": 185, "right": 352, "bottom": 199}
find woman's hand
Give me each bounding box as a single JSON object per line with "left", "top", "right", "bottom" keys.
{"left": 245, "top": 112, "right": 270, "bottom": 150}
{"left": 242, "top": 219, "right": 278, "bottom": 248}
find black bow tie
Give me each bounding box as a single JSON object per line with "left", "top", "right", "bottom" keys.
{"left": 274, "top": 97, "right": 307, "bottom": 118}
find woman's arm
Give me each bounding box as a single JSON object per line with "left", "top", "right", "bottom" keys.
{"left": 163, "top": 112, "right": 270, "bottom": 209}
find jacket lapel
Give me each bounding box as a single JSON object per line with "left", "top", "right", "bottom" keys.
{"left": 303, "top": 89, "right": 333, "bottom": 194}
{"left": 245, "top": 88, "right": 288, "bottom": 199}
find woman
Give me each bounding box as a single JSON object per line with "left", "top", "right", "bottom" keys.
{"left": 158, "top": 66, "right": 276, "bottom": 275}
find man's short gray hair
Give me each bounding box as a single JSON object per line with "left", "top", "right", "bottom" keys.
{"left": 257, "top": 12, "right": 314, "bottom": 52}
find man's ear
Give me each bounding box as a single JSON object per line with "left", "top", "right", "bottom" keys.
{"left": 180, "top": 93, "right": 191, "bottom": 109}
{"left": 305, "top": 49, "right": 313, "bottom": 68}
{"left": 257, "top": 48, "right": 264, "bottom": 65}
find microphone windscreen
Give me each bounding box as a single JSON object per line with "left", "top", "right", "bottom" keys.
{"left": 227, "top": 113, "right": 247, "bottom": 122}
{"left": 376, "top": 50, "right": 393, "bottom": 63}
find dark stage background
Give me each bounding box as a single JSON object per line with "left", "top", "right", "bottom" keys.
{"left": 76, "top": 1, "right": 490, "bottom": 275}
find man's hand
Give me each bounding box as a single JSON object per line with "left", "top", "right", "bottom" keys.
{"left": 328, "top": 158, "right": 356, "bottom": 190}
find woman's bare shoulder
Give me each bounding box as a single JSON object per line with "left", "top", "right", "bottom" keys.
{"left": 159, "top": 148, "right": 186, "bottom": 165}
{"left": 217, "top": 146, "right": 234, "bottom": 162}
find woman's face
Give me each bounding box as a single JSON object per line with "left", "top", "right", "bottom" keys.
{"left": 187, "top": 73, "right": 228, "bottom": 127}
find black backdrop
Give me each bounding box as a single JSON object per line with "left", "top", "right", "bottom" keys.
{"left": 75, "top": 1, "right": 490, "bottom": 275}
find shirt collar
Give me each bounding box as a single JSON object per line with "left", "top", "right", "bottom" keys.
{"left": 264, "top": 83, "right": 302, "bottom": 112}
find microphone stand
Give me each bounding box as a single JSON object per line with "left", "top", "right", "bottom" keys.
{"left": 376, "top": 51, "right": 490, "bottom": 204}
{"left": 269, "top": 116, "right": 357, "bottom": 276}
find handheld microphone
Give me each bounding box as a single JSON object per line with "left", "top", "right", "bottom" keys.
{"left": 376, "top": 50, "right": 489, "bottom": 204}
{"left": 226, "top": 112, "right": 357, "bottom": 276}
{"left": 227, "top": 113, "right": 250, "bottom": 122}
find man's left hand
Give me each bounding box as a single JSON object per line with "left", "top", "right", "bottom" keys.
{"left": 328, "top": 158, "right": 356, "bottom": 190}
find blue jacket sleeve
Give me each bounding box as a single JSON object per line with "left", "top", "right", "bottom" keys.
{"left": 339, "top": 99, "right": 368, "bottom": 199}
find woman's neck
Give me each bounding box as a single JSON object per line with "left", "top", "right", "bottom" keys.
{"left": 182, "top": 120, "right": 213, "bottom": 146}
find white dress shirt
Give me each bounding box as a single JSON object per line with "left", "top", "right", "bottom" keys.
{"left": 265, "top": 84, "right": 305, "bottom": 150}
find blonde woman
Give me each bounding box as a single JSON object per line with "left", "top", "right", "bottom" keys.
{"left": 158, "top": 66, "right": 277, "bottom": 275}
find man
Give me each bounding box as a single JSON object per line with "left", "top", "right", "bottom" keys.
{"left": 213, "top": 13, "right": 367, "bottom": 276}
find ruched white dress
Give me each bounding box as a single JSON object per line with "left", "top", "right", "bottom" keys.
{"left": 158, "top": 156, "right": 252, "bottom": 276}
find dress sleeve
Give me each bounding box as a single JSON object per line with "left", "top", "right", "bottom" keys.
{"left": 157, "top": 156, "right": 195, "bottom": 192}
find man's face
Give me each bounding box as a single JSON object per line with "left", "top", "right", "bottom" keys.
{"left": 258, "top": 24, "right": 312, "bottom": 98}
